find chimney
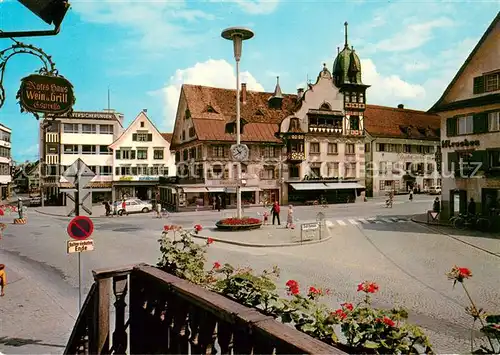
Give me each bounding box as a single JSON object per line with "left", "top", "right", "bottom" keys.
{"left": 397, "top": 104, "right": 404, "bottom": 109}
{"left": 143, "top": 108, "right": 148, "bottom": 113}
{"left": 297, "top": 88, "right": 304, "bottom": 99}
{"left": 241, "top": 83, "right": 247, "bottom": 104}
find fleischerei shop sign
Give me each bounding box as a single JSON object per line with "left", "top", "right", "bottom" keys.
{"left": 18, "top": 74, "right": 75, "bottom": 115}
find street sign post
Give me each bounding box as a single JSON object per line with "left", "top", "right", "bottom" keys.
{"left": 67, "top": 215, "right": 94, "bottom": 310}
{"left": 300, "top": 222, "right": 319, "bottom": 243}
{"left": 63, "top": 159, "right": 95, "bottom": 217}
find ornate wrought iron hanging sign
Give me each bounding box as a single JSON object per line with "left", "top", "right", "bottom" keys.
{"left": 0, "top": 42, "right": 76, "bottom": 120}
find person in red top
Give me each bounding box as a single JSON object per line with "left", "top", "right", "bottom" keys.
{"left": 271, "top": 201, "right": 281, "bottom": 225}
{"left": 121, "top": 199, "right": 127, "bottom": 216}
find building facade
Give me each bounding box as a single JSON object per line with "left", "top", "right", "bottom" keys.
{"left": 429, "top": 12, "right": 500, "bottom": 224}
{"left": 364, "top": 105, "right": 441, "bottom": 197}
{"left": 0, "top": 124, "right": 12, "bottom": 200}
{"left": 109, "top": 110, "right": 176, "bottom": 201}
{"left": 40, "top": 110, "right": 124, "bottom": 205}
{"left": 166, "top": 83, "right": 291, "bottom": 211}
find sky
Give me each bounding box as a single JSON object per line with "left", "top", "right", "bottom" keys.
{"left": 0, "top": 0, "right": 499, "bottom": 162}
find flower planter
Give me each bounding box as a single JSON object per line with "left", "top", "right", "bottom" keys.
{"left": 215, "top": 217, "right": 262, "bottom": 231}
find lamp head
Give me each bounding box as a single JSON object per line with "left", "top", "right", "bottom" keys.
{"left": 221, "top": 27, "right": 254, "bottom": 62}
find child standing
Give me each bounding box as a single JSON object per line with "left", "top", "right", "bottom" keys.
{"left": 286, "top": 205, "right": 294, "bottom": 228}
{"left": 263, "top": 210, "right": 269, "bottom": 225}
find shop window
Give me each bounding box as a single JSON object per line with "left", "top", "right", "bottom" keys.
{"left": 327, "top": 143, "right": 337, "bottom": 154}
{"left": 345, "top": 144, "right": 355, "bottom": 155}
{"left": 309, "top": 142, "right": 320, "bottom": 154}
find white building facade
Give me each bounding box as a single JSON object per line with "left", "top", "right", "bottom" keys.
{"left": 109, "top": 110, "right": 176, "bottom": 201}
{"left": 0, "top": 124, "right": 12, "bottom": 200}
{"left": 40, "top": 110, "right": 124, "bottom": 204}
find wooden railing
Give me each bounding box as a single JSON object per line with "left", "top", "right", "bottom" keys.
{"left": 64, "top": 264, "right": 345, "bottom": 355}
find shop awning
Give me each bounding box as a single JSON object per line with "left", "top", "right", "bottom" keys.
{"left": 290, "top": 183, "right": 328, "bottom": 190}
{"left": 226, "top": 186, "right": 261, "bottom": 193}
{"left": 324, "top": 183, "right": 365, "bottom": 189}
{"left": 206, "top": 187, "right": 226, "bottom": 192}
{"left": 182, "top": 187, "right": 207, "bottom": 193}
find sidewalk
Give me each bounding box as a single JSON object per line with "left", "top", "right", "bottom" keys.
{"left": 190, "top": 221, "right": 333, "bottom": 247}
{"left": 412, "top": 213, "right": 500, "bottom": 256}
{"left": 0, "top": 265, "right": 75, "bottom": 354}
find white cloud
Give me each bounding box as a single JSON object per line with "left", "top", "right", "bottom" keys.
{"left": 362, "top": 59, "right": 426, "bottom": 105}
{"left": 210, "top": 0, "right": 279, "bottom": 14}
{"left": 72, "top": 1, "right": 213, "bottom": 51}
{"left": 403, "top": 61, "right": 430, "bottom": 72}
{"left": 375, "top": 17, "right": 454, "bottom": 52}
{"left": 157, "top": 59, "right": 264, "bottom": 128}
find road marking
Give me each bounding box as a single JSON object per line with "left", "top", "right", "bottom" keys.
{"left": 348, "top": 219, "right": 358, "bottom": 225}
{"left": 358, "top": 218, "right": 368, "bottom": 224}
{"left": 336, "top": 220, "right": 347, "bottom": 226}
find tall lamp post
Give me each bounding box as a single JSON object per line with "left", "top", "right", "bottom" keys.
{"left": 221, "top": 27, "right": 254, "bottom": 219}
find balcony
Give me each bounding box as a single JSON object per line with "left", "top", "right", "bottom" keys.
{"left": 65, "top": 264, "right": 342, "bottom": 355}
{"left": 287, "top": 151, "right": 306, "bottom": 161}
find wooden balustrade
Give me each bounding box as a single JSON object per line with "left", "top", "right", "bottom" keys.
{"left": 64, "top": 263, "right": 346, "bottom": 355}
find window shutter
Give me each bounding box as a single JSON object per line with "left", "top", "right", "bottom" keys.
{"left": 115, "top": 150, "right": 120, "bottom": 159}
{"left": 131, "top": 150, "right": 136, "bottom": 159}
{"left": 132, "top": 133, "right": 137, "bottom": 141}
{"left": 473, "top": 76, "right": 485, "bottom": 94}
{"left": 473, "top": 113, "right": 487, "bottom": 134}
{"left": 148, "top": 133, "right": 153, "bottom": 141}
{"left": 447, "top": 152, "right": 458, "bottom": 172}
{"left": 115, "top": 167, "right": 120, "bottom": 175}
{"left": 446, "top": 117, "right": 457, "bottom": 137}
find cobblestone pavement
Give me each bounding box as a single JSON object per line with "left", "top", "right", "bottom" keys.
{"left": 0, "top": 201, "right": 499, "bottom": 354}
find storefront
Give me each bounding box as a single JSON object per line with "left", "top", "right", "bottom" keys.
{"left": 113, "top": 176, "right": 159, "bottom": 201}
{"left": 288, "top": 181, "right": 365, "bottom": 204}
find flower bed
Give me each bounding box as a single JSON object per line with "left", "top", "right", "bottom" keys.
{"left": 215, "top": 217, "right": 262, "bottom": 231}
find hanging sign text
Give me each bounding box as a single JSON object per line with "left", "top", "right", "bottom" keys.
{"left": 18, "top": 74, "right": 75, "bottom": 115}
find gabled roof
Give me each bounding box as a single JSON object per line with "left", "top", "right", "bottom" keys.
{"left": 364, "top": 105, "right": 440, "bottom": 140}
{"left": 429, "top": 12, "right": 500, "bottom": 112}
{"left": 109, "top": 111, "right": 169, "bottom": 149}
{"left": 161, "top": 133, "right": 173, "bottom": 143}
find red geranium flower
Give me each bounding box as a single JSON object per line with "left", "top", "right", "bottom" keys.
{"left": 341, "top": 302, "right": 354, "bottom": 311}
{"left": 163, "top": 225, "right": 170, "bottom": 231}
{"left": 376, "top": 316, "right": 395, "bottom": 327}
{"left": 446, "top": 265, "right": 473, "bottom": 282}
{"left": 219, "top": 217, "right": 261, "bottom": 225}
{"left": 194, "top": 224, "right": 203, "bottom": 232}
{"left": 206, "top": 237, "right": 214, "bottom": 245}
{"left": 357, "top": 281, "right": 379, "bottom": 294}
{"left": 213, "top": 261, "right": 221, "bottom": 269}
{"left": 308, "top": 286, "right": 322, "bottom": 295}
{"left": 332, "top": 309, "right": 347, "bottom": 320}
{"left": 286, "top": 280, "right": 300, "bottom": 295}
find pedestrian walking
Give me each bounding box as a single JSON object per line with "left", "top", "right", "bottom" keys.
{"left": 104, "top": 201, "right": 111, "bottom": 216}
{"left": 468, "top": 198, "right": 476, "bottom": 215}
{"left": 217, "top": 196, "right": 222, "bottom": 212}
{"left": 286, "top": 205, "right": 294, "bottom": 228}
{"left": 409, "top": 190, "right": 413, "bottom": 201}
{"left": 433, "top": 197, "right": 441, "bottom": 213}
{"left": 121, "top": 199, "right": 127, "bottom": 216}
{"left": 0, "top": 264, "right": 6, "bottom": 296}
{"left": 156, "top": 200, "right": 162, "bottom": 218}
{"left": 271, "top": 201, "right": 281, "bottom": 225}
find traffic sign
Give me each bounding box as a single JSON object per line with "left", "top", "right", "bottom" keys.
{"left": 67, "top": 239, "right": 94, "bottom": 253}
{"left": 67, "top": 215, "right": 94, "bottom": 240}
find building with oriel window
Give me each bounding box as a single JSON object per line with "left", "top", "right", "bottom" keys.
{"left": 109, "top": 110, "right": 176, "bottom": 202}
{"left": 0, "top": 124, "right": 12, "bottom": 200}
{"left": 39, "top": 109, "right": 124, "bottom": 205}
{"left": 429, "top": 12, "right": 500, "bottom": 227}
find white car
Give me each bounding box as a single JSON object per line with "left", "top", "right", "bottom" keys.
{"left": 117, "top": 199, "right": 153, "bottom": 215}
{"left": 428, "top": 186, "right": 442, "bottom": 195}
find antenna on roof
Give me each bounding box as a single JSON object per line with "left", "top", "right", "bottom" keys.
{"left": 107, "top": 86, "right": 111, "bottom": 110}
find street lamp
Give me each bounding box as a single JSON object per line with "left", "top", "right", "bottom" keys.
{"left": 221, "top": 27, "right": 254, "bottom": 219}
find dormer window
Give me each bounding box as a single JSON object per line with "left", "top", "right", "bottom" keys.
{"left": 206, "top": 105, "right": 217, "bottom": 113}
{"left": 255, "top": 109, "right": 264, "bottom": 116}
{"left": 225, "top": 122, "right": 244, "bottom": 134}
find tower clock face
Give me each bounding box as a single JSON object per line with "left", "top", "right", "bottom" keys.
{"left": 230, "top": 144, "right": 249, "bottom": 161}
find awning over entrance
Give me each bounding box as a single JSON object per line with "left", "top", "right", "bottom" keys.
{"left": 290, "top": 183, "right": 328, "bottom": 190}
{"left": 207, "top": 187, "right": 226, "bottom": 192}
{"left": 182, "top": 187, "right": 207, "bottom": 193}
{"left": 324, "top": 183, "right": 365, "bottom": 189}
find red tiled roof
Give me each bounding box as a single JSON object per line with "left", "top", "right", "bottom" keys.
{"left": 192, "top": 119, "right": 281, "bottom": 143}
{"left": 161, "top": 133, "right": 173, "bottom": 143}
{"left": 364, "top": 105, "right": 440, "bottom": 140}
{"left": 180, "top": 84, "right": 297, "bottom": 143}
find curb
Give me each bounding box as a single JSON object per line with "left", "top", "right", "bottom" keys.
{"left": 410, "top": 216, "right": 451, "bottom": 227}
{"left": 189, "top": 232, "right": 332, "bottom": 248}
{"left": 33, "top": 209, "right": 108, "bottom": 219}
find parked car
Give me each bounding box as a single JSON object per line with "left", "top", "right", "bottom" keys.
{"left": 428, "top": 186, "right": 442, "bottom": 195}
{"left": 117, "top": 199, "right": 153, "bottom": 215}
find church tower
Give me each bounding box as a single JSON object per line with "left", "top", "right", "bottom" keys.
{"left": 332, "top": 21, "right": 370, "bottom": 134}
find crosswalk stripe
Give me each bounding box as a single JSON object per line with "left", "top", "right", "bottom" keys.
{"left": 348, "top": 219, "right": 358, "bottom": 225}
{"left": 336, "top": 220, "right": 347, "bottom": 226}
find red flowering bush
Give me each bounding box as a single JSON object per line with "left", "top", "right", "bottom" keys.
{"left": 206, "top": 237, "right": 214, "bottom": 245}
{"left": 446, "top": 265, "right": 499, "bottom": 354}
{"left": 218, "top": 217, "right": 261, "bottom": 225}
{"left": 193, "top": 224, "right": 202, "bottom": 234}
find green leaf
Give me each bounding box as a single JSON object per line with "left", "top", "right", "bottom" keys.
{"left": 485, "top": 315, "right": 500, "bottom": 324}
{"left": 363, "top": 340, "right": 381, "bottom": 349}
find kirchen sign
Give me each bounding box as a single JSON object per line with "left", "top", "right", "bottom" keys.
{"left": 18, "top": 74, "right": 75, "bottom": 116}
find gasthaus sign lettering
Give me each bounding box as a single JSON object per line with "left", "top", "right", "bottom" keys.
{"left": 18, "top": 74, "right": 75, "bottom": 114}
